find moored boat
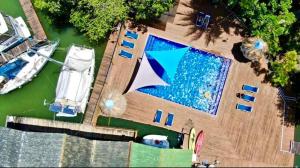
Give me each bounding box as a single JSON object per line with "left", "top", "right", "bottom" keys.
{"left": 0, "top": 12, "right": 31, "bottom": 52}
{"left": 142, "top": 135, "right": 170, "bottom": 148}
{"left": 0, "top": 40, "right": 59, "bottom": 94}
{"left": 49, "top": 45, "right": 95, "bottom": 117}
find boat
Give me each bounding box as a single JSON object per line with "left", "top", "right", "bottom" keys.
{"left": 0, "top": 40, "right": 59, "bottom": 94}
{"left": 0, "top": 12, "right": 31, "bottom": 52}
{"left": 194, "top": 130, "right": 204, "bottom": 155}
{"left": 142, "top": 135, "right": 170, "bottom": 148}
{"left": 188, "top": 128, "right": 196, "bottom": 152}
{"left": 49, "top": 45, "right": 95, "bottom": 117}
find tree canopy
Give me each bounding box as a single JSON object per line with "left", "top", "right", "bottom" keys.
{"left": 227, "top": 0, "right": 296, "bottom": 55}
{"left": 128, "top": 0, "right": 175, "bottom": 21}
{"left": 69, "top": 0, "right": 128, "bottom": 41}
{"left": 270, "top": 51, "right": 298, "bottom": 87}
{"left": 34, "top": 0, "right": 174, "bottom": 41}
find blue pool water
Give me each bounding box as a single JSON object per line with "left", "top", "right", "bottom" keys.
{"left": 138, "top": 35, "right": 231, "bottom": 115}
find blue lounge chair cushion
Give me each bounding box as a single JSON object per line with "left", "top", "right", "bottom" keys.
{"left": 119, "top": 50, "right": 133, "bottom": 59}
{"left": 241, "top": 94, "right": 256, "bottom": 102}
{"left": 165, "top": 113, "right": 174, "bottom": 126}
{"left": 202, "top": 15, "right": 211, "bottom": 29}
{"left": 196, "top": 12, "right": 205, "bottom": 27}
{"left": 125, "top": 31, "right": 138, "bottom": 39}
{"left": 49, "top": 103, "right": 62, "bottom": 113}
{"left": 63, "top": 106, "right": 76, "bottom": 115}
{"left": 122, "top": 40, "right": 135, "bottom": 49}
{"left": 242, "top": 84, "right": 259, "bottom": 93}
{"left": 154, "top": 110, "right": 163, "bottom": 123}
{"left": 236, "top": 104, "right": 252, "bottom": 112}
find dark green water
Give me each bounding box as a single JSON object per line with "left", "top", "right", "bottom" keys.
{"left": 0, "top": 0, "right": 106, "bottom": 125}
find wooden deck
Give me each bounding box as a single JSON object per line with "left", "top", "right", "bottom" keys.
{"left": 6, "top": 116, "right": 137, "bottom": 138}
{"left": 88, "top": 0, "right": 294, "bottom": 166}
{"left": 19, "top": 0, "right": 47, "bottom": 41}
{"left": 83, "top": 24, "right": 123, "bottom": 126}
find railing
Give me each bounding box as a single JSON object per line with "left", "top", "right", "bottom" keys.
{"left": 87, "top": 22, "right": 124, "bottom": 125}
{"left": 278, "top": 87, "right": 296, "bottom": 153}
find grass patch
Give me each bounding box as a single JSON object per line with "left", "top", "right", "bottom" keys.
{"left": 97, "top": 116, "right": 181, "bottom": 148}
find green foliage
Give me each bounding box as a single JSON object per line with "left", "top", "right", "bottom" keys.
{"left": 34, "top": 0, "right": 76, "bottom": 19}
{"left": 286, "top": 23, "right": 300, "bottom": 53}
{"left": 128, "top": 0, "right": 174, "bottom": 21}
{"left": 69, "top": 0, "right": 128, "bottom": 41}
{"left": 226, "top": 0, "right": 296, "bottom": 56}
{"left": 270, "top": 51, "right": 298, "bottom": 86}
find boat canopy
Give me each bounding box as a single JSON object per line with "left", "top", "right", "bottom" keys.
{"left": 55, "top": 46, "right": 94, "bottom": 103}
{"left": 145, "top": 47, "right": 189, "bottom": 81}
{"left": 0, "top": 13, "right": 8, "bottom": 35}
{"left": 127, "top": 53, "right": 169, "bottom": 92}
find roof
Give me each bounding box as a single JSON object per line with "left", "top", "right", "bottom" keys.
{"left": 130, "top": 142, "right": 192, "bottom": 167}
{"left": 0, "top": 127, "right": 192, "bottom": 167}
{"left": 0, "top": 127, "right": 130, "bottom": 167}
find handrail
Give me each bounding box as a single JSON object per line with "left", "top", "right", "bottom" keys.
{"left": 88, "top": 22, "right": 124, "bottom": 124}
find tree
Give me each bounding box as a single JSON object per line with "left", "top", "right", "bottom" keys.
{"left": 270, "top": 50, "right": 298, "bottom": 86}
{"left": 34, "top": 0, "right": 77, "bottom": 22}
{"left": 286, "top": 22, "right": 300, "bottom": 53}
{"left": 128, "top": 0, "right": 175, "bottom": 21}
{"left": 69, "top": 0, "right": 128, "bottom": 41}
{"left": 226, "top": 0, "right": 296, "bottom": 56}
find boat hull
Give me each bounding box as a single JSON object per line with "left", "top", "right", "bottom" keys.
{"left": 0, "top": 40, "right": 59, "bottom": 94}
{"left": 142, "top": 135, "right": 169, "bottom": 148}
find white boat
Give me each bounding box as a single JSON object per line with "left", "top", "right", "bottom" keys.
{"left": 49, "top": 45, "right": 95, "bottom": 117}
{"left": 142, "top": 135, "right": 170, "bottom": 148}
{"left": 0, "top": 12, "right": 31, "bottom": 52}
{"left": 0, "top": 40, "right": 59, "bottom": 94}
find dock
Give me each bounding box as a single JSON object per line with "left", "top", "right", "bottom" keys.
{"left": 83, "top": 24, "right": 123, "bottom": 126}
{"left": 19, "top": 0, "right": 47, "bottom": 41}
{"left": 6, "top": 116, "right": 137, "bottom": 139}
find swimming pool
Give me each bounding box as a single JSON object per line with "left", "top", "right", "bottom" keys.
{"left": 138, "top": 35, "right": 231, "bottom": 115}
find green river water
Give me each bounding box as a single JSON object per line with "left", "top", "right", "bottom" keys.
{"left": 0, "top": 0, "right": 106, "bottom": 125}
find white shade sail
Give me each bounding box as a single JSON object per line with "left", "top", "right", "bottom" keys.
{"left": 127, "top": 53, "right": 169, "bottom": 92}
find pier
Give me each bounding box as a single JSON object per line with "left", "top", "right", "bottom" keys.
{"left": 83, "top": 24, "right": 122, "bottom": 126}
{"left": 19, "top": 0, "right": 47, "bottom": 41}
{"left": 6, "top": 116, "right": 137, "bottom": 139}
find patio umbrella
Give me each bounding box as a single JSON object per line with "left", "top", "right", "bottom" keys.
{"left": 99, "top": 89, "right": 127, "bottom": 125}
{"left": 240, "top": 37, "right": 268, "bottom": 62}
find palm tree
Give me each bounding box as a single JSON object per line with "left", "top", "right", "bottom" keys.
{"left": 240, "top": 37, "right": 268, "bottom": 62}
{"left": 99, "top": 89, "right": 127, "bottom": 125}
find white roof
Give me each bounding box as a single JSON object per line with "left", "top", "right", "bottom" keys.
{"left": 0, "top": 13, "right": 8, "bottom": 35}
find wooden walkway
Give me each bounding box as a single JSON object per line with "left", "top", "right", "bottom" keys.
{"left": 6, "top": 116, "right": 137, "bottom": 138}
{"left": 83, "top": 24, "right": 123, "bottom": 126}
{"left": 19, "top": 0, "right": 47, "bottom": 41}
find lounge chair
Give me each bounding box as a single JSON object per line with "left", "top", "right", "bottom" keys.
{"left": 196, "top": 12, "right": 205, "bottom": 27}
{"left": 202, "top": 15, "right": 211, "bottom": 29}
{"left": 242, "top": 84, "right": 259, "bottom": 93}
{"left": 119, "top": 50, "right": 133, "bottom": 59}
{"left": 125, "top": 30, "right": 138, "bottom": 40}
{"left": 165, "top": 113, "right": 174, "bottom": 126}
{"left": 121, "top": 40, "right": 135, "bottom": 49}
{"left": 49, "top": 103, "right": 62, "bottom": 113}
{"left": 241, "top": 94, "right": 256, "bottom": 102}
{"left": 236, "top": 103, "right": 253, "bottom": 112}
{"left": 154, "top": 109, "right": 163, "bottom": 123}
